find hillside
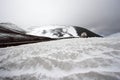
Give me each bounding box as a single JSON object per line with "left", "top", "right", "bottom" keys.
{"left": 0, "top": 23, "right": 54, "bottom": 47}
{"left": 0, "top": 23, "right": 26, "bottom": 34}
{"left": 27, "top": 25, "right": 102, "bottom": 38}
{"left": 0, "top": 23, "right": 102, "bottom": 47}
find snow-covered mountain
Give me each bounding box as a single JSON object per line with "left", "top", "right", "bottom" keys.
{"left": 0, "top": 23, "right": 54, "bottom": 47}
{"left": 0, "top": 23, "right": 119, "bottom": 80}
{"left": 0, "top": 23, "right": 26, "bottom": 34}
{"left": 27, "top": 25, "right": 78, "bottom": 38}
{"left": 0, "top": 37, "right": 120, "bottom": 80}
{"left": 27, "top": 25, "right": 102, "bottom": 38}
{"left": 0, "top": 23, "right": 27, "bottom": 43}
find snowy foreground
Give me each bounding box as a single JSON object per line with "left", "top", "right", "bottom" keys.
{"left": 0, "top": 37, "right": 120, "bottom": 80}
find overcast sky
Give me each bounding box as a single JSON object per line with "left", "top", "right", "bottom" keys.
{"left": 0, "top": 0, "right": 120, "bottom": 36}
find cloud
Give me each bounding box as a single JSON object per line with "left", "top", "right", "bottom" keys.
{"left": 0, "top": 0, "right": 120, "bottom": 35}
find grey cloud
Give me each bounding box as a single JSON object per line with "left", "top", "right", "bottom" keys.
{"left": 0, "top": 0, "right": 120, "bottom": 36}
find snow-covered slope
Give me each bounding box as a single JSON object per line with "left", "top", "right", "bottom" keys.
{"left": 0, "top": 23, "right": 54, "bottom": 47}
{"left": 27, "top": 25, "right": 102, "bottom": 38}
{"left": 27, "top": 25, "right": 78, "bottom": 38}
{"left": 0, "top": 23, "right": 26, "bottom": 34}
{"left": 0, "top": 37, "right": 120, "bottom": 80}
{"left": 0, "top": 23, "right": 27, "bottom": 43}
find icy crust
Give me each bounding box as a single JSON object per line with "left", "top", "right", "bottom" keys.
{"left": 0, "top": 38, "right": 120, "bottom": 80}
{"left": 27, "top": 25, "right": 78, "bottom": 38}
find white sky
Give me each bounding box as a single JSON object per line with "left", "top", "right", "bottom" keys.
{"left": 0, "top": 0, "right": 120, "bottom": 35}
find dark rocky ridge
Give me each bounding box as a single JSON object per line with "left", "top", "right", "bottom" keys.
{"left": 73, "top": 26, "right": 102, "bottom": 37}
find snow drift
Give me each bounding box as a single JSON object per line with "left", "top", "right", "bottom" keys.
{"left": 0, "top": 37, "right": 120, "bottom": 80}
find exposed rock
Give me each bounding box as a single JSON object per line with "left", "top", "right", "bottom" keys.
{"left": 73, "top": 26, "right": 102, "bottom": 37}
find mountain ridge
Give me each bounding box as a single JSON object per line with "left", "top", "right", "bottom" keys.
{"left": 27, "top": 25, "right": 102, "bottom": 38}
{"left": 0, "top": 23, "right": 102, "bottom": 47}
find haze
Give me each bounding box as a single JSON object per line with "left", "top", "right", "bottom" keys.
{"left": 0, "top": 0, "right": 120, "bottom": 36}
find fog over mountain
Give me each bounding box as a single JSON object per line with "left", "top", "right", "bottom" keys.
{"left": 0, "top": 0, "right": 120, "bottom": 36}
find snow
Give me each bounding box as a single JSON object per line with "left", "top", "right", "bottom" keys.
{"left": 27, "top": 25, "right": 78, "bottom": 38}
{"left": 0, "top": 23, "right": 26, "bottom": 34}
{"left": 0, "top": 37, "right": 120, "bottom": 80}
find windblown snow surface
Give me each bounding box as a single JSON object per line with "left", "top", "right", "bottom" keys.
{"left": 0, "top": 36, "right": 120, "bottom": 80}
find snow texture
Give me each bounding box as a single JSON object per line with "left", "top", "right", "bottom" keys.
{"left": 0, "top": 37, "right": 120, "bottom": 80}
{"left": 27, "top": 25, "right": 78, "bottom": 38}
